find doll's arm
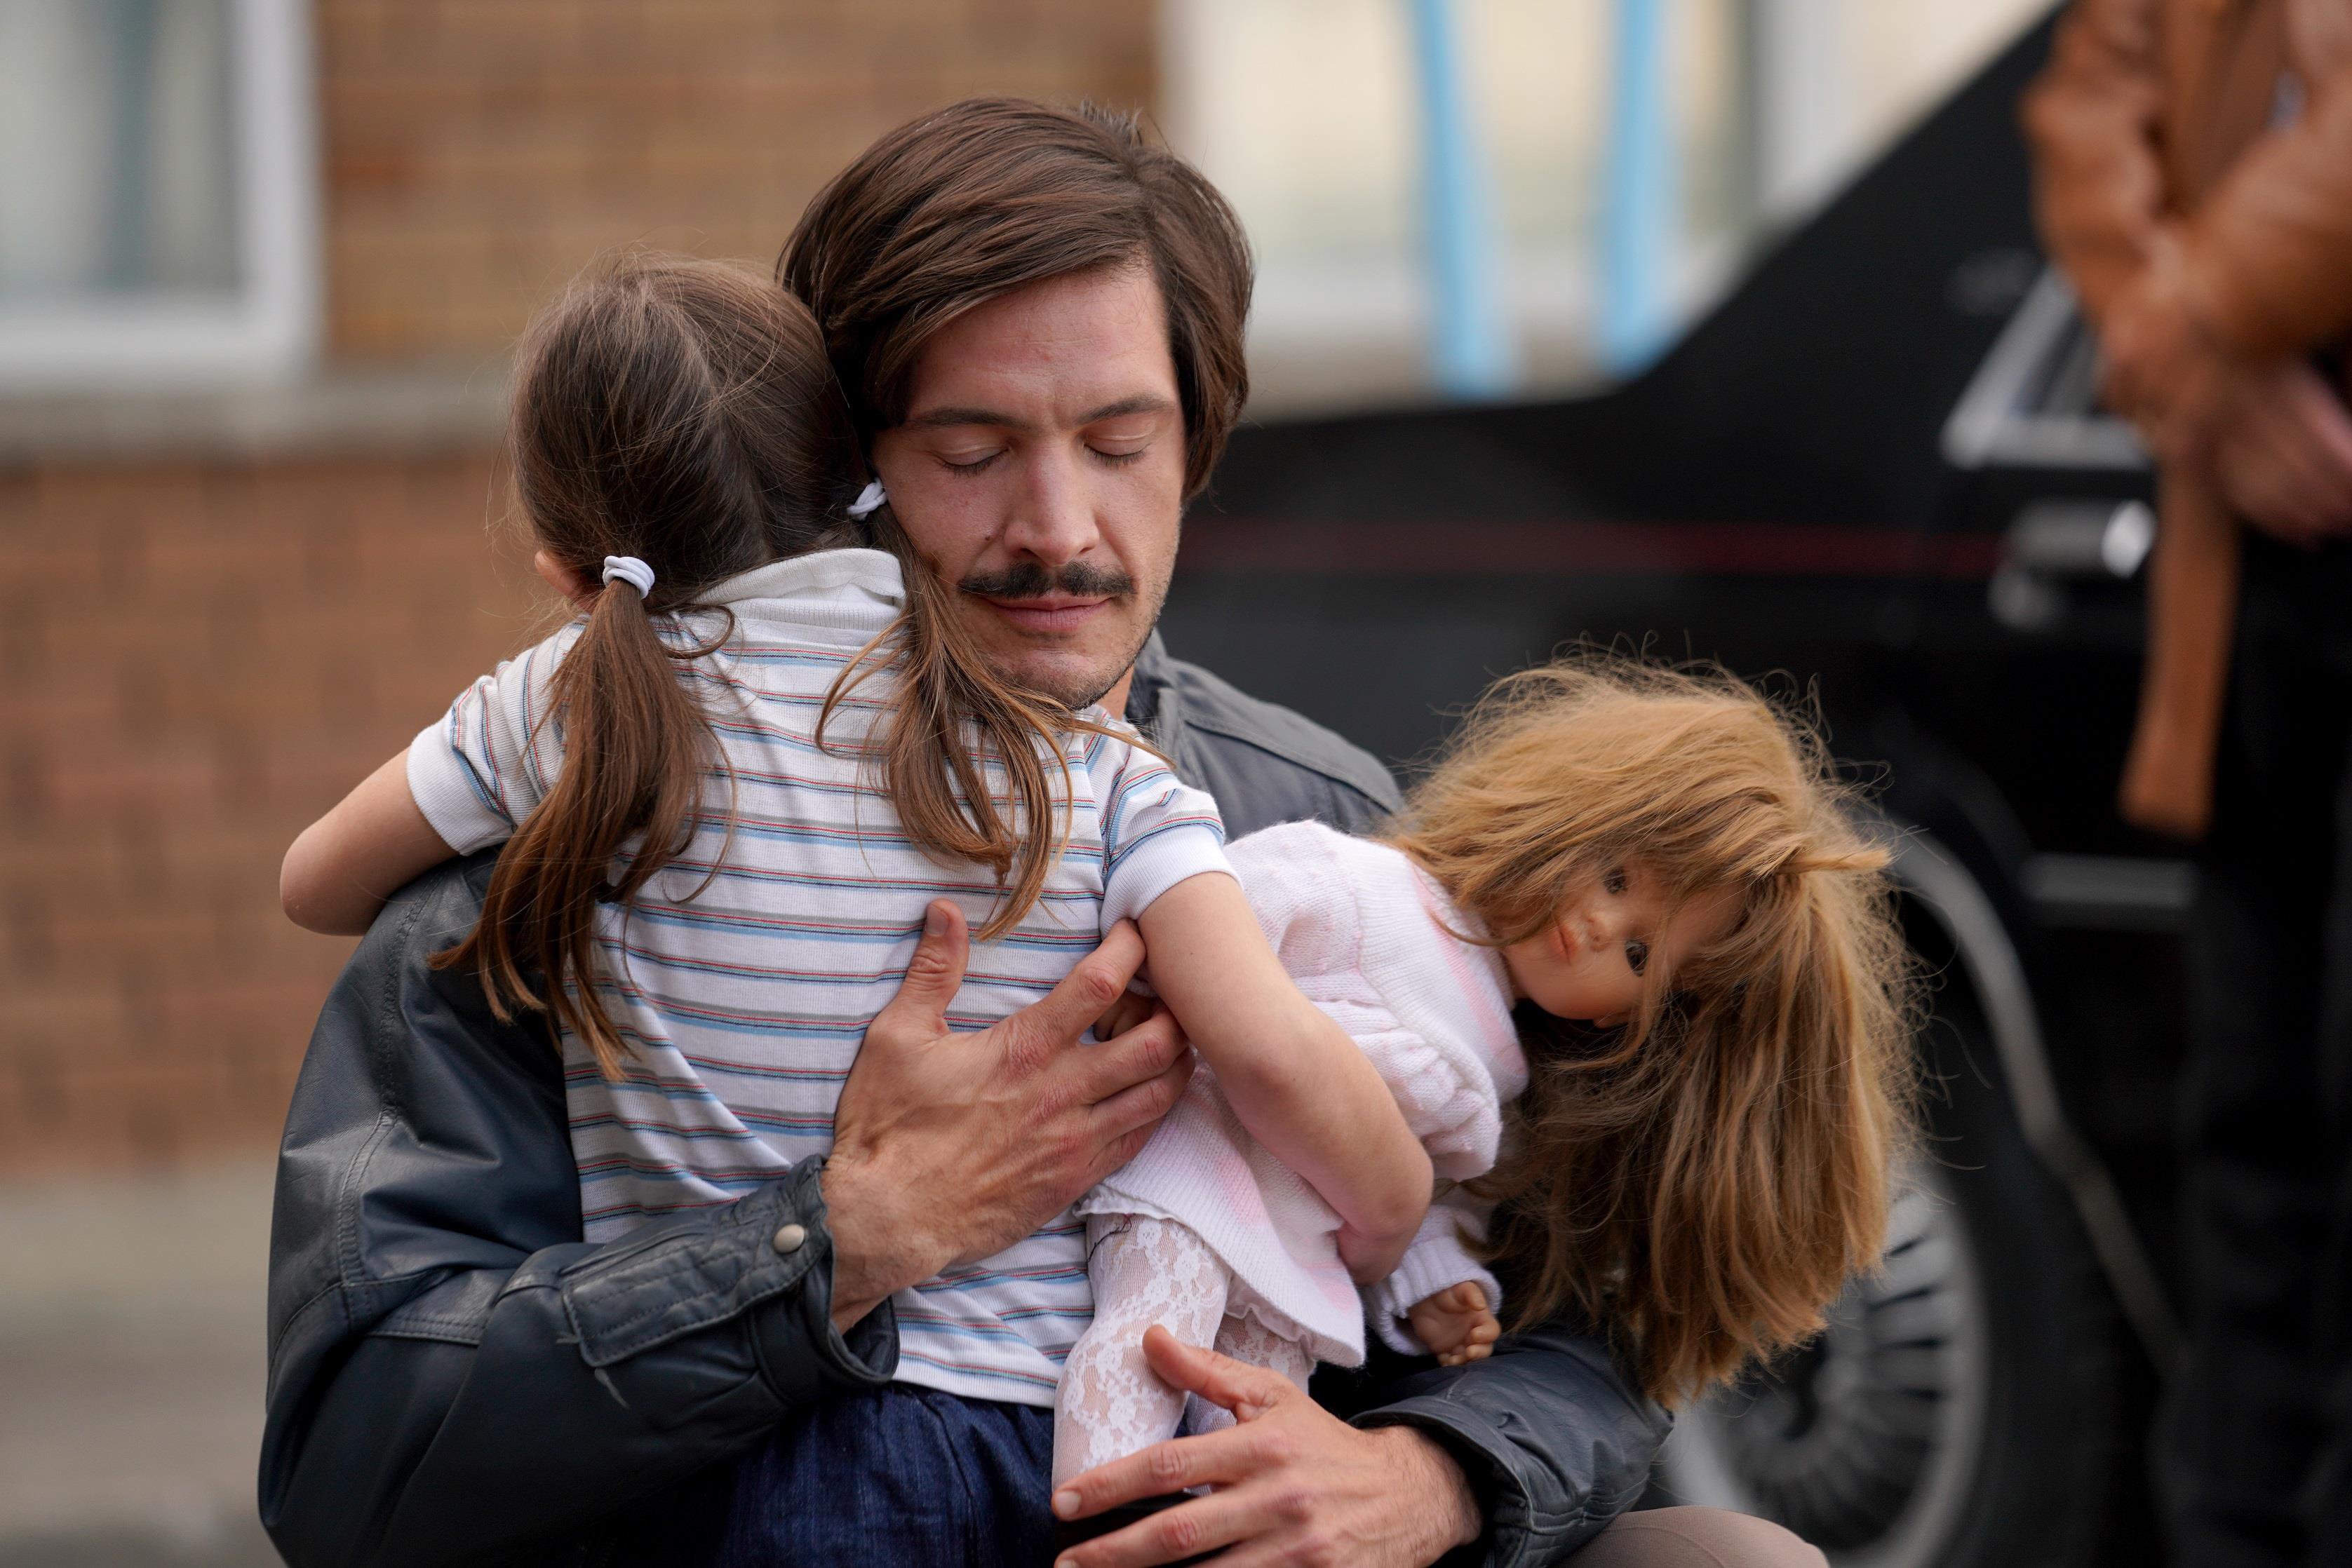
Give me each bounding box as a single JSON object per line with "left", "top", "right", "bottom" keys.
{"left": 1138, "top": 872, "right": 1434, "bottom": 1283}
{"left": 282, "top": 750, "right": 461, "bottom": 935}
{"left": 1408, "top": 1283, "right": 1503, "bottom": 1367}
{"left": 1368, "top": 1187, "right": 1502, "bottom": 1359}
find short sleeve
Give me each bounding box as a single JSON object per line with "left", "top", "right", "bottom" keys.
{"left": 1091, "top": 734, "right": 1231, "bottom": 933}
{"left": 405, "top": 626, "right": 578, "bottom": 855}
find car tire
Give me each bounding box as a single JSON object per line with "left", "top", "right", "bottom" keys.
{"left": 1653, "top": 1006, "right": 2124, "bottom": 1568}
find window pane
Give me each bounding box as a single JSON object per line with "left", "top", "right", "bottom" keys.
{"left": 0, "top": 0, "right": 240, "bottom": 302}
{"left": 1165, "top": 0, "right": 2048, "bottom": 410}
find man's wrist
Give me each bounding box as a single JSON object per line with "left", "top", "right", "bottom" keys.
{"left": 819, "top": 1149, "right": 941, "bottom": 1330}
{"left": 1371, "top": 1424, "right": 1483, "bottom": 1555}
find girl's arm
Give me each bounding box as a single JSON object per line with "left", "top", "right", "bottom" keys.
{"left": 1138, "top": 871, "right": 1433, "bottom": 1282}
{"left": 282, "top": 748, "right": 461, "bottom": 935}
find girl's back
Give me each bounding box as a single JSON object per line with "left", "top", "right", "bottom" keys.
{"left": 410, "top": 544, "right": 1225, "bottom": 1402}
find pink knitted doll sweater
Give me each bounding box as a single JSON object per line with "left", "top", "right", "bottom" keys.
{"left": 1075, "top": 819, "right": 1528, "bottom": 1365}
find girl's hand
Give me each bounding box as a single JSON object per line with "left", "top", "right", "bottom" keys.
{"left": 1406, "top": 1283, "right": 1500, "bottom": 1367}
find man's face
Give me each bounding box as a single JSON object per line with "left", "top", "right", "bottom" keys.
{"left": 871, "top": 264, "right": 1186, "bottom": 711}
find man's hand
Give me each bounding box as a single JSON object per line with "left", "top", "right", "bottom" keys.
{"left": 1051, "top": 1326, "right": 1481, "bottom": 1568}
{"left": 822, "top": 900, "right": 1192, "bottom": 1331}
{"left": 1406, "top": 1283, "right": 1501, "bottom": 1369}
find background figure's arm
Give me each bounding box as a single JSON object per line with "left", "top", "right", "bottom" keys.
{"left": 1137, "top": 871, "right": 1434, "bottom": 1280}
{"left": 279, "top": 748, "right": 458, "bottom": 934}
{"left": 2019, "top": 0, "right": 2170, "bottom": 327}
{"left": 260, "top": 856, "right": 892, "bottom": 1568}
{"left": 2170, "top": 43, "right": 2352, "bottom": 359}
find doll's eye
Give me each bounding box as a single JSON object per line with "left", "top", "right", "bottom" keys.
{"left": 1625, "top": 940, "right": 1651, "bottom": 975}
{"left": 1603, "top": 867, "right": 1629, "bottom": 895}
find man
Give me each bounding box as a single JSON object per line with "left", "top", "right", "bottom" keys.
{"left": 261, "top": 98, "right": 1820, "bottom": 1567}
{"left": 2025, "top": 7, "right": 2352, "bottom": 1565}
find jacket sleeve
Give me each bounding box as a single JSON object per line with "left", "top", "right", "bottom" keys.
{"left": 2173, "top": 36, "right": 2352, "bottom": 357}
{"left": 258, "top": 854, "right": 894, "bottom": 1568}
{"left": 2020, "top": 0, "right": 2171, "bottom": 330}
{"left": 1329, "top": 1322, "right": 1669, "bottom": 1568}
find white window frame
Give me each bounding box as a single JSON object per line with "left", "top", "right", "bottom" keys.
{"left": 0, "top": 0, "right": 320, "bottom": 392}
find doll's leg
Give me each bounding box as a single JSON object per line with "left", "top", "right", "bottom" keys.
{"left": 1053, "top": 1214, "right": 1230, "bottom": 1488}
{"left": 1181, "top": 1313, "right": 1317, "bottom": 1438}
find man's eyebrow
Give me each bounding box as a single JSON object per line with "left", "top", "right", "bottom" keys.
{"left": 1077, "top": 393, "right": 1178, "bottom": 424}
{"left": 902, "top": 405, "right": 1035, "bottom": 432}
{"left": 899, "top": 394, "right": 1177, "bottom": 432}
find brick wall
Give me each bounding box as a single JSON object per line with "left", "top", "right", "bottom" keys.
{"left": 0, "top": 3, "right": 1162, "bottom": 1172}
{"left": 0, "top": 455, "right": 542, "bottom": 1171}
{"left": 321, "top": 0, "right": 1160, "bottom": 356}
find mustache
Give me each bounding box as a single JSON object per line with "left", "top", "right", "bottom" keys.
{"left": 959, "top": 560, "right": 1136, "bottom": 600}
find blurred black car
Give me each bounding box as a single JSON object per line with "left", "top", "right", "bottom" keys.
{"left": 1167, "top": 19, "right": 2177, "bottom": 1568}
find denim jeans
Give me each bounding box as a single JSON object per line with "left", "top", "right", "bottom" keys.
{"left": 692, "top": 1384, "right": 1054, "bottom": 1567}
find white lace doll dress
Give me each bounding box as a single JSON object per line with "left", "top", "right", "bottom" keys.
{"left": 1055, "top": 819, "right": 1529, "bottom": 1481}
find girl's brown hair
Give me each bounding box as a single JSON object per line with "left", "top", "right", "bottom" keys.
{"left": 1385, "top": 656, "right": 1919, "bottom": 1407}
{"left": 436, "top": 254, "right": 1104, "bottom": 1076}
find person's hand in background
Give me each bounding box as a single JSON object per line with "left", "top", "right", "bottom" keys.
{"left": 2207, "top": 358, "right": 2352, "bottom": 547}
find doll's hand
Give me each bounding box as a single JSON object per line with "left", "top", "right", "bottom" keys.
{"left": 1094, "top": 987, "right": 1160, "bottom": 1043}
{"left": 1406, "top": 1282, "right": 1500, "bottom": 1367}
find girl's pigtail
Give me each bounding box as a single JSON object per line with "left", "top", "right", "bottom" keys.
{"left": 439, "top": 575, "right": 722, "bottom": 1079}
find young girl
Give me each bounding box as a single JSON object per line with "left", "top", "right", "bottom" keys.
{"left": 277, "top": 256, "right": 1435, "bottom": 1530}
{"left": 1053, "top": 657, "right": 1918, "bottom": 1482}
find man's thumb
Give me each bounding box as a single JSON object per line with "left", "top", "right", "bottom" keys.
{"left": 880, "top": 900, "right": 969, "bottom": 1034}
{"left": 1140, "top": 1324, "right": 1289, "bottom": 1421}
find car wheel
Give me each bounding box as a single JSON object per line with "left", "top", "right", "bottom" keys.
{"left": 1654, "top": 1014, "right": 2123, "bottom": 1568}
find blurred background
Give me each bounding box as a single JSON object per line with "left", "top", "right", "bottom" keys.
{"left": 0, "top": 3, "right": 2069, "bottom": 1564}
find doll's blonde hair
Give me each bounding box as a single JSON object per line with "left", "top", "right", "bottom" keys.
{"left": 1385, "top": 654, "right": 1918, "bottom": 1407}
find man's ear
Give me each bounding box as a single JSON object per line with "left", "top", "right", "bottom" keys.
{"left": 533, "top": 549, "right": 597, "bottom": 611}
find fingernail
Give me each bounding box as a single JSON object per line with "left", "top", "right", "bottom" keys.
{"left": 1052, "top": 1489, "right": 1080, "bottom": 1519}
{"left": 923, "top": 903, "right": 946, "bottom": 936}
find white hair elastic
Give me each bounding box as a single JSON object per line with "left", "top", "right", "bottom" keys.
{"left": 601, "top": 555, "right": 657, "bottom": 597}
{"left": 846, "top": 479, "right": 888, "bottom": 520}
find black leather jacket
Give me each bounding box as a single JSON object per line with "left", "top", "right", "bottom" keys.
{"left": 260, "top": 635, "right": 1668, "bottom": 1567}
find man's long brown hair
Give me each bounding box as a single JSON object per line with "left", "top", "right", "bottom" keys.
{"left": 779, "top": 97, "right": 1253, "bottom": 502}
{"left": 1386, "top": 657, "right": 1921, "bottom": 1407}
{"left": 435, "top": 255, "right": 1108, "bottom": 1076}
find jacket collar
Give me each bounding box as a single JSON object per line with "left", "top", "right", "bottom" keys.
{"left": 1124, "top": 630, "right": 1183, "bottom": 747}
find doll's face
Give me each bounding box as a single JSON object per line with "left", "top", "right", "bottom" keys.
{"left": 1498, "top": 860, "right": 1741, "bottom": 1026}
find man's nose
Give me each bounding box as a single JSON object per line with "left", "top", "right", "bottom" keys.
{"left": 1000, "top": 445, "right": 1101, "bottom": 568}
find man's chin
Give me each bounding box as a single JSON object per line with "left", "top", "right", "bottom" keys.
{"left": 1004, "top": 653, "right": 1126, "bottom": 711}
{"left": 958, "top": 600, "right": 1160, "bottom": 712}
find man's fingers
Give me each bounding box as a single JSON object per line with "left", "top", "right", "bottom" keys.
{"left": 1054, "top": 1421, "right": 1283, "bottom": 1520}
{"left": 867, "top": 900, "right": 969, "bottom": 1045}
{"left": 1082, "top": 1003, "right": 1186, "bottom": 1110}
{"left": 1055, "top": 1485, "right": 1260, "bottom": 1568}
{"left": 1016, "top": 921, "right": 1148, "bottom": 1062}
{"left": 1140, "top": 1323, "right": 1296, "bottom": 1419}
{"left": 1087, "top": 1057, "right": 1194, "bottom": 1181}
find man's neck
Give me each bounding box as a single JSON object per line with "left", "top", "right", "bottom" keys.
{"left": 1102, "top": 665, "right": 1136, "bottom": 723}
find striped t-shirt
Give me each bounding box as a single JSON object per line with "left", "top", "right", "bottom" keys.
{"left": 405, "top": 548, "right": 1230, "bottom": 1406}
